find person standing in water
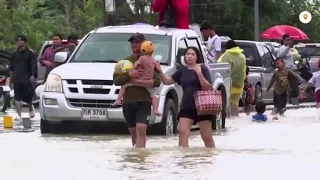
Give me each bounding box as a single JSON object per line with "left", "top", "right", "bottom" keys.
{"left": 266, "top": 57, "right": 303, "bottom": 116}
{"left": 9, "top": 35, "right": 37, "bottom": 121}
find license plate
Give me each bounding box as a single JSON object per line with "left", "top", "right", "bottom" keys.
{"left": 81, "top": 109, "right": 108, "bottom": 120}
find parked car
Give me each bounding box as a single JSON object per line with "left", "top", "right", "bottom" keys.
{"left": 221, "top": 40, "right": 276, "bottom": 104}
{"left": 295, "top": 43, "right": 320, "bottom": 72}
{"left": 263, "top": 41, "right": 281, "bottom": 56}
{"left": 37, "top": 25, "right": 231, "bottom": 135}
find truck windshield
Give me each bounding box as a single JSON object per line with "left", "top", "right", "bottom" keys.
{"left": 70, "top": 33, "right": 171, "bottom": 65}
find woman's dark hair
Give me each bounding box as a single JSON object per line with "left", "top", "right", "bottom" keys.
{"left": 225, "top": 40, "right": 238, "bottom": 49}
{"left": 184, "top": 47, "right": 202, "bottom": 64}
{"left": 255, "top": 101, "right": 266, "bottom": 114}
{"left": 52, "top": 33, "right": 63, "bottom": 40}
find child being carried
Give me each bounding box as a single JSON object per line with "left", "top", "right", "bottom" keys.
{"left": 112, "top": 41, "right": 161, "bottom": 116}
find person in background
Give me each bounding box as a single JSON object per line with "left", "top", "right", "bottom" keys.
{"left": 54, "top": 33, "right": 78, "bottom": 54}
{"left": 266, "top": 57, "right": 304, "bottom": 116}
{"left": 156, "top": 47, "right": 215, "bottom": 148}
{"left": 9, "top": 35, "right": 37, "bottom": 121}
{"left": 200, "top": 20, "right": 222, "bottom": 63}
{"left": 277, "top": 34, "right": 294, "bottom": 69}
{"left": 152, "top": 0, "right": 189, "bottom": 29}
{"left": 302, "top": 60, "right": 320, "bottom": 109}
{"left": 277, "top": 34, "right": 300, "bottom": 104}
{"left": 252, "top": 101, "right": 267, "bottom": 121}
{"left": 40, "top": 33, "right": 62, "bottom": 81}
{"left": 113, "top": 33, "right": 161, "bottom": 148}
{"left": 218, "top": 40, "right": 246, "bottom": 117}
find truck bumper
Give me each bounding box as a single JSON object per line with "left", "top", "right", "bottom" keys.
{"left": 40, "top": 92, "right": 125, "bottom": 123}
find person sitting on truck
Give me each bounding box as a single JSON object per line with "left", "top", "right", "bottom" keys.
{"left": 40, "top": 33, "right": 63, "bottom": 81}
{"left": 54, "top": 33, "right": 78, "bottom": 54}
{"left": 156, "top": 47, "right": 215, "bottom": 148}
{"left": 113, "top": 33, "right": 161, "bottom": 148}
{"left": 218, "top": 40, "right": 246, "bottom": 117}
{"left": 112, "top": 41, "right": 161, "bottom": 116}
{"left": 152, "top": 0, "right": 189, "bottom": 29}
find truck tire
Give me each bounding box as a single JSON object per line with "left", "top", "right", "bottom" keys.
{"left": 152, "top": 99, "right": 178, "bottom": 135}
{"left": 40, "top": 119, "right": 60, "bottom": 134}
{"left": 0, "top": 92, "right": 9, "bottom": 112}
{"left": 254, "top": 84, "right": 262, "bottom": 103}
{"left": 213, "top": 88, "right": 226, "bottom": 130}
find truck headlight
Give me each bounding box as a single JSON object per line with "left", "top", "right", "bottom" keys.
{"left": 44, "top": 74, "right": 63, "bottom": 92}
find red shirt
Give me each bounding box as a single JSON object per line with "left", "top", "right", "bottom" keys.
{"left": 152, "top": 0, "right": 189, "bottom": 29}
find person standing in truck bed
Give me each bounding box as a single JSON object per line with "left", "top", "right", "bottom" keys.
{"left": 113, "top": 33, "right": 161, "bottom": 148}
{"left": 9, "top": 35, "right": 37, "bottom": 121}
{"left": 40, "top": 33, "right": 63, "bottom": 81}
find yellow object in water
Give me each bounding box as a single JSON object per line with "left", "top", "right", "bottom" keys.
{"left": 230, "top": 86, "right": 243, "bottom": 105}
{"left": 3, "top": 115, "right": 13, "bottom": 128}
{"left": 114, "top": 60, "right": 134, "bottom": 75}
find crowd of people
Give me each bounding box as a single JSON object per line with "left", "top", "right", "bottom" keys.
{"left": 9, "top": 33, "right": 79, "bottom": 121}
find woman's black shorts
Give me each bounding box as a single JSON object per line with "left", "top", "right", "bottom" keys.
{"left": 178, "top": 109, "right": 215, "bottom": 123}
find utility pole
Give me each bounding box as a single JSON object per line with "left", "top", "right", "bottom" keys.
{"left": 254, "top": 0, "right": 259, "bottom": 41}
{"left": 102, "top": 0, "right": 108, "bottom": 26}
{"left": 102, "top": 0, "right": 116, "bottom": 26}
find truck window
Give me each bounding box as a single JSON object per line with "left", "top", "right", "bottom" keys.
{"left": 177, "top": 39, "right": 187, "bottom": 57}
{"left": 262, "top": 45, "right": 274, "bottom": 70}
{"left": 70, "top": 33, "right": 171, "bottom": 65}
{"left": 241, "top": 45, "right": 256, "bottom": 66}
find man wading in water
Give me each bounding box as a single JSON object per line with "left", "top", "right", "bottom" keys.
{"left": 113, "top": 33, "right": 161, "bottom": 148}
{"left": 9, "top": 35, "right": 37, "bottom": 121}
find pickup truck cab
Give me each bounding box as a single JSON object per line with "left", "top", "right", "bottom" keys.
{"left": 221, "top": 40, "right": 276, "bottom": 104}
{"left": 38, "top": 25, "right": 231, "bottom": 135}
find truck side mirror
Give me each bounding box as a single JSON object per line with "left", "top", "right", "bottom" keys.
{"left": 54, "top": 52, "right": 68, "bottom": 63}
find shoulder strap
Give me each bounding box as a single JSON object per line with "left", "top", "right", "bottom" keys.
{"left": 207, "top": 37, "right": 218, "bottom": 58}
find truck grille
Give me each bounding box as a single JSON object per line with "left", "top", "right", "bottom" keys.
{"left": 81, "top": 80, "right": 113, "bottom": 85}
{"left": 68, "top": 98, "right": 121, "bottom": 108}
{"left": 64, "top": 79, "right": 115, "bottom": 94}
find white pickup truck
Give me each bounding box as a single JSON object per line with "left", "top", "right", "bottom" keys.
{"left": 37, "top": 25, "right": 231, "bottom": 135}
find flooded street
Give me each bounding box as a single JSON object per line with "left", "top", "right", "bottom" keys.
{"left": 1, "top": 107, "right": 320, "bottom": 180}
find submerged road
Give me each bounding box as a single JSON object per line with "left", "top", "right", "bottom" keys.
{"left": 0, "top": 107, "right": 320, "bottom": 180}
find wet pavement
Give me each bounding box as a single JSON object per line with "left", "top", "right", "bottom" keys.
{"left": 1, "top": 107, "right": 320, "bottom": 180}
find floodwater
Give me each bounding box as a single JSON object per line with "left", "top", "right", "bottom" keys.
{"left": 1, "top": 108, "right": 320, "bottom": 180}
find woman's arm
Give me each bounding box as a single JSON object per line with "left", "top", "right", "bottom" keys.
{"left": 155, "top": 63, "right": 181, "bottom": 85}
{"left": 196, "top": 65, "right": 212, "bottom": 90}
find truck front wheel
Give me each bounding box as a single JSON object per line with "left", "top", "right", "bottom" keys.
{"left": 152, "top": 99, "right": 178, "bottom": 135}
{"left": 213, "top": 88, "right": 226, "bottom": 130}
{"left": 40, "top": 119, "right": 61, "bottom": 134}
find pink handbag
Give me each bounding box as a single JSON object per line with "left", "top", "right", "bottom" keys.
{"left": 194, "top": 90, "right": 222, "bottom": 115}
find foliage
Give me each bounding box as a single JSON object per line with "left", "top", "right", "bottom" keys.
{"left": 0, "top": 0, "right": 319, "bottom": 51}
